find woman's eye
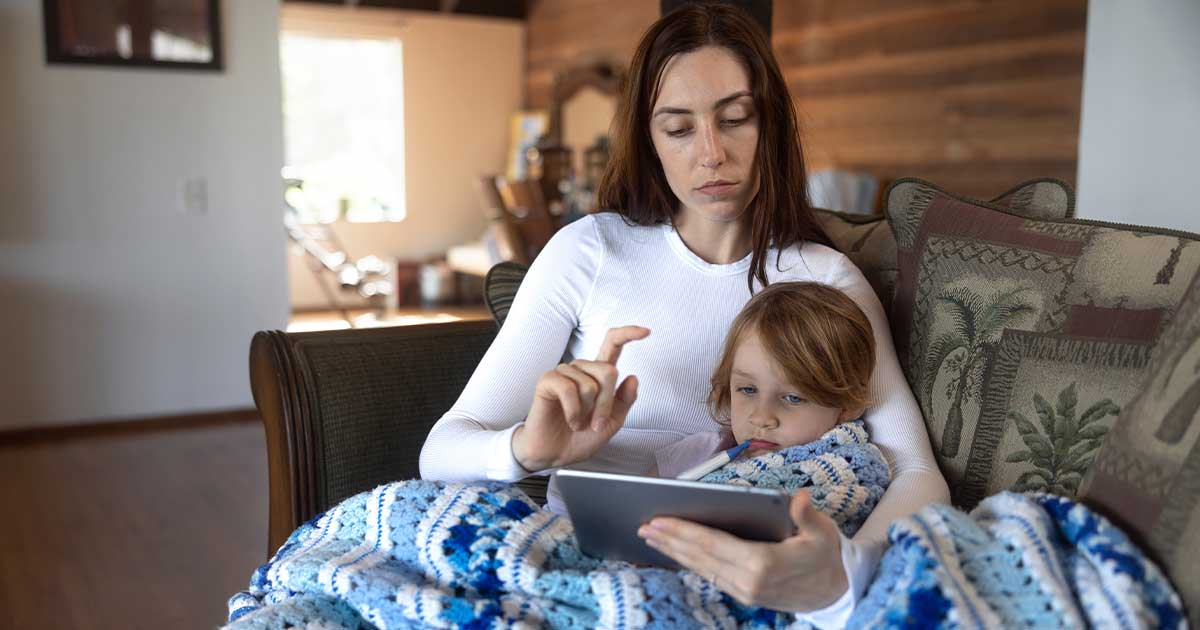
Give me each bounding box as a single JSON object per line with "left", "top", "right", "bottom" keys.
{"left": 736, "top": 386, "right": 757, "bottom": 395}
{"left": 666, "top": 128, "right": 692, "bottom": 138}
{"left": 720, "top": 117, "right": 749, "bottom": 127}
{"left": 783, "top": 394, "right": 806, "bottom": 404}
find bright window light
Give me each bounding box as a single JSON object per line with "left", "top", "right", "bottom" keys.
{"left": 280, "top": 33, "right": 406, "bottom": 223}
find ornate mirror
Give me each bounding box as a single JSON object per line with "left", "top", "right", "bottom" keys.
{"left": 547, "top": 58, "right": 624, "bottom": 186}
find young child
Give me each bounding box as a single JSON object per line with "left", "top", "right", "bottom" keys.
{"left": 654, "top": 281, "right": 877, "bottom": 480}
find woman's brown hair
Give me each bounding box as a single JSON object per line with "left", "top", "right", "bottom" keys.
{"left": 597, "top": 1, "right": 833, "bottom": 291}
{"left": 708, "top": 282, "right": 875, "bottom": 425}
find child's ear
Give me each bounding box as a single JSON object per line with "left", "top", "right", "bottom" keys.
{"left": 837, "top": 407, "right": 864, "bottom": 422}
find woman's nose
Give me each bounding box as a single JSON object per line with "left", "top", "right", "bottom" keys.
{"left": 698, "top": 123, "right": 726, "bottom": 169}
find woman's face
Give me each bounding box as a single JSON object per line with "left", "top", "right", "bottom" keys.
{"left": 728, "top": 328, "right": 852, "bottom": 456}
{"left": 649, "top": 46, "right": 760, "bottom": 225}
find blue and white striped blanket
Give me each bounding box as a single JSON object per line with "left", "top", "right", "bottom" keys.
{"left": 224, "top": 422, "right": 887, "bottom": 629}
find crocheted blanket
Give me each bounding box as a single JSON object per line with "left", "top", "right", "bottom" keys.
{"left": 225, "top": 422, "right": 888, "bottom": 629}
{"left": 849, "top": 492, "right": 1186, "bottom": 630}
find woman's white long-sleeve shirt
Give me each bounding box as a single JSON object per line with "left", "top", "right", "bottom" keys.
{"left": 418, "top": 213, "right": 949, "bottom": 621}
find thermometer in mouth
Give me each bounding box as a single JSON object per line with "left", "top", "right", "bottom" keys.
{"left": 675, "top": 440, "right": 753, "bottom": 481}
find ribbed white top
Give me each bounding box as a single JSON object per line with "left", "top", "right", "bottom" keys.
{"left": 418, "top": 212, "right": 949, "bottom": 546}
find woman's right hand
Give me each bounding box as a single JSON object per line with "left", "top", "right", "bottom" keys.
{"left": 511, "top": 326, "right": 650, "bottom": 471}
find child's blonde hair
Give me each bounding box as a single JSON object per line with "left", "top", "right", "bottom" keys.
{"left": 709, "top": 282, "right": 876, "bottom": 426}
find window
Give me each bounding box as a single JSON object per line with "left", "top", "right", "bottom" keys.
{"left": 280, "top": 33, "right": 406, "bottom": 223}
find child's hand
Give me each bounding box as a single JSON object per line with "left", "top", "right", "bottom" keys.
{"left": 512, "top": 326, "right": 650, "bottom": 471}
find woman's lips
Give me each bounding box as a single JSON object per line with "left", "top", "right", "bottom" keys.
{"left": 697, "top": 182, "right": 738, "bottom": 196}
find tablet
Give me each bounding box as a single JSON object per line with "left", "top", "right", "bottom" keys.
{"left": 556, "top": 469, "right": 794, "bottom": 569}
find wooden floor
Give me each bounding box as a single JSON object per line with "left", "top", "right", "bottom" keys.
{"left": 0, "top": 419, "right": 267, "bottom": 630}
{"left": 0, "top": 309, "right": 493, "bottom": 628}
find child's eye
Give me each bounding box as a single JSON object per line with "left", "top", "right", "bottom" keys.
{"left": 782, "top": 394, "right": 806, "bottom": 404}
{"left": 736, "top": 386, "right": 757, "bottom": 396}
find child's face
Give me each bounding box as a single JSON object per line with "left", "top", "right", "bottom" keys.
{"left": 728, "top": 328, "right": 855, "bottom": 455}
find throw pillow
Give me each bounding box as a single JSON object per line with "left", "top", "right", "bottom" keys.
{"left": 484, "top": 261, "right": 529, "bottom": 327}
{"left": 814, "top": 209, "right": 898, "bottom": 311}
{"left": 1080, "top": 267, "right": 1200, "bottom": 626}
{"left": 990, "top": 177, "right": 1076, "bottom": 221}
{"left": 886, "top": 177, "right": 1200, "bottom": 510}
{"left": 816, "top": 178, "right": 1074, "bottom": 312}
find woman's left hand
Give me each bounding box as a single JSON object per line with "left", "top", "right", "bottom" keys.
{"left": 637, "top": 490, "right": 848, "bottom": 612}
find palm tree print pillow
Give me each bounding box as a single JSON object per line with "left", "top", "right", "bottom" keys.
{"left": 884, "top": 178, "right": 1200, "bottom": 510}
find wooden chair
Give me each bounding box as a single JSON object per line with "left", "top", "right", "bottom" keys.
{"left": 494, "top": 177, "right": 557, "bottom": 261}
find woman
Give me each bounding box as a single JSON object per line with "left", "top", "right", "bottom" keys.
{"left": 419, "top": 2, "right": 949, "bottom": 621}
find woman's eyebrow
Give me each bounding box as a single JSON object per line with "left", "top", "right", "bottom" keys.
{"left": 652, "top": 90, "right": 752, "bottom": 118}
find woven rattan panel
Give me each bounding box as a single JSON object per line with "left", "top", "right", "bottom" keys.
{"left": 301, "top": 326, "right": 496, "bottom": 509}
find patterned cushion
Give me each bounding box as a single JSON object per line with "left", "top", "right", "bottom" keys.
{"left": 886, "top": 177, "right": 1200, "bottom": 510}
{"left": 815, "top": 209, "right": 899, "bottom": 312}
{"left": 990, "top": 177, "right": 1076, "bottom": 221}
{"left": 816, "top": 178, "right": 1074, "bottom": 312}
{"left": 484, "top": 261, "right": 529, "bottom": 327}
{"left": 1080, "top": 267, "right": 1200, "bottom": 625}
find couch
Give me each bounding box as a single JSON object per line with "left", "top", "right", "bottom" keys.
{"left": 249, "top": 177, "right": 1200, "bottom": 625}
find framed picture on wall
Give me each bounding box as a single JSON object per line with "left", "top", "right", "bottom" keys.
{"left": 43, "top": 0, "right": 223, "bottom": 71}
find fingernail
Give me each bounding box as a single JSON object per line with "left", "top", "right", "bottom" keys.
{"left": 644, "top": 538, "right": 659, "bottom": 549}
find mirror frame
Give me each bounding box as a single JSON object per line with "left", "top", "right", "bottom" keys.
{"left": 547, "top": 57, "right": 625, "bottom": 145}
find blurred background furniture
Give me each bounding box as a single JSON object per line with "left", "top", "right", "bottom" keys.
{"left": 442, "top": 57, "right": 623, "bottom": 285}
{"left": 445, "top": 175, "right": 557, "bottom": 276}
{"left": 283, "top": 178, "right": 395, "bottom": 326}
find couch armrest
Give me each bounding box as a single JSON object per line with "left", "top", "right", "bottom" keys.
{"left": 249, "top": 319, "right": 497, "bottom": 555}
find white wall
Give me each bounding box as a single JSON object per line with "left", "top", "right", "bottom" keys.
{"left": 282, "top": 6, "right": 524, "bottom": 310}
{"left": 0, "top": 0, "right": 289, "bottom": 428}
{"left": 1076, "top": 0, "right": 1200, "bottom": 234}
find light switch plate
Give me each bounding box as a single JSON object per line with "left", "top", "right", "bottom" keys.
{"left": 180, "top": 176, "right": 208, "bottom": 215}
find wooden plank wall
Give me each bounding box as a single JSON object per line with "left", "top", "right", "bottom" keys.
{"left": 526, "top": 0, "right": 1087, "bottom": 201}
